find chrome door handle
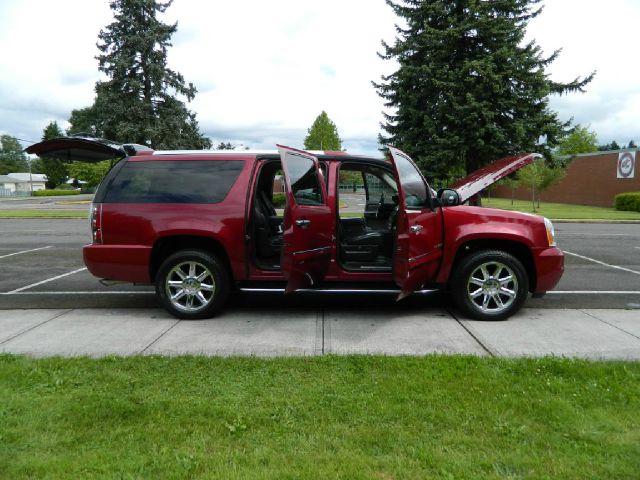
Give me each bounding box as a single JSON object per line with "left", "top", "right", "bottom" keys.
{"left": 295, "top": 219, "right": 311, "bottom": 227}
{"left": 410, "top": 225, "right": 423, "bottom": 233}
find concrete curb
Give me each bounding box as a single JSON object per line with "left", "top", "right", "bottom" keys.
{"left": 1, "top": 307, "right": 639, "bottom": 360}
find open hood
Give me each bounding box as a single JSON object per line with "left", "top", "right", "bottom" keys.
{"left": 25, "top": 136, "right": 152, "bottom": 162}
{"left": 450, "top": 153, "right": 541, "bottom": 203}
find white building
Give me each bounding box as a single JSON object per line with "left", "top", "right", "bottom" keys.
{"left": 7, "top": 173, "right": 48, "bottom": 192}
{"left": 0, "top": 175, "right": 27, "bottom": 193}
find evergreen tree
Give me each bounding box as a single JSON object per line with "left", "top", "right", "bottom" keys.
{"left": 67, "top": 106, "right": 104, "bottom": 137}
{"left": 303, "top": 111, "right": 343, "bottom": 151}
{"left": 38, "top": 121, "right": 68, "bottom": 188}
{"left": 68, "top": 0, "right": 211, "bottom": 149}
{"left": 0, "top": 135, "right": 28, "bottom": 175}
{"left": 374, "top": 0, "right": 594, "bottom": 177}
{"left": 598, "top": 140, "right": 621, "bottom": 151}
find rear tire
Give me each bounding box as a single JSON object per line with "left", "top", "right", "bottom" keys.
{"left": 155, "top": 249, "right": 230, "bottom": 320}
{"left": 451, "top": 250, "right": 528, "bottom": 321}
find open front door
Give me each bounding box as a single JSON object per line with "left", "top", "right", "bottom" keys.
{"left": 277, "top": 145, "right": 333, "bottom": 293}
{"left": 387, "top": 146, "right": 444, "bottom": 300}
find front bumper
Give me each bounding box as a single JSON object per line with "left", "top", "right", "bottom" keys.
{"left": 533, "top": 246, "right": 564, "bottom": 293}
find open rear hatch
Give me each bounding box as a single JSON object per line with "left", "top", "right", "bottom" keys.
{"left": 25, "top": 136, "right": 152, "bottom": 162}
{"left": 450, "top": 153, "right": 541, "bottom": 203}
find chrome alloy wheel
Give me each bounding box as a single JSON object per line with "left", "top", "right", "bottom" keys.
{"left": 165, "top": 261, "right": 216, "bottom": 313}
{"left": 466, "top": 261, "right": 517, "bottom": 314}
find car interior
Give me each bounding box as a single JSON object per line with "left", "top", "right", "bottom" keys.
{"left": 251, "top": 160, "right": 399, "bottom": 272}
{"left": 336, "top": 163, "right": 399, "bottom": 271}
{"left": 252, "top": 161, "right": 285, "bottom": 270}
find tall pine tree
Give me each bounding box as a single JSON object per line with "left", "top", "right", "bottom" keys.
{"left": 303, "top": 111, "right": 343, "bottom": 151}
{"left": 68, "top": 0, "right": 211, "bottom": 149}
{"left": 374, "top": 0, "right": 594, "bottom": 177}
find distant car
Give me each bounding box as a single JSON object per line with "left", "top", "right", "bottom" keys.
{"left": 28, "top": 137, "right": 564, "bottom": 321}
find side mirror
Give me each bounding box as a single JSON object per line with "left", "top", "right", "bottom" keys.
{"left": 438, "top": 189, "right": 460, "bottom": 207}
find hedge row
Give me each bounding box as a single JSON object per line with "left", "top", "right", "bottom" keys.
{"left": 272, "top": 193, "right": 286, "bottom": 208}
{"left": 614, "top": 192, "right": 640, "bottom": 212}
{"left": 33, "top": 190, "right": 81, "bottom": 197}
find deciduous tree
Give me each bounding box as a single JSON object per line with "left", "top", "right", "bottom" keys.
{"left": 557, "top": 125, "right": 598, "bottom": 157}
{"left": 0, "top": 135, "right": 28, "bottom": 175}
{"left": 304, "top": 111, "right": 343, "bottom": 151}
{"left": 517, "top": 161, "right": 565, "bottom": 210}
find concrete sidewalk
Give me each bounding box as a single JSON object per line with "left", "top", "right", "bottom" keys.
{"left": 1, "top": 308, "right": 639, "bottom": 359}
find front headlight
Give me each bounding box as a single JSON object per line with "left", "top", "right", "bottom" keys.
{"left": 543, "top": 217, "right": 556, "bottom": 247}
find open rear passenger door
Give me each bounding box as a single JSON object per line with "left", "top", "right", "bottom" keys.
{"left": 387, "top": 146, "right": 444, "bottom": 300}
{"left": 277, "top": 145, "right": 333, "bottom": 293}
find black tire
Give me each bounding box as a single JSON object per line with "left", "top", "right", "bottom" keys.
{"left": 451, "top": 250, "right": 529, "bottom": 321}
{"left": 155, "top": 249, "right": 230, "bottom": 320}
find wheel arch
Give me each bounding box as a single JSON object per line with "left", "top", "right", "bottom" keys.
{"left": 447, "top": 239, "right": 537, "bottom": 292}
{"left": 149, "top": 235, "right": 233, "bottom": 285}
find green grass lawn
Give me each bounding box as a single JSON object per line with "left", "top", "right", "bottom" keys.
{"left": 0, "top": 210, "right": 87, "bottom": 219}
{"left": 484, "top": 197, "right": 640, "bottom": 220}
{"left": 1, "top": 355, "right": 638, "bottom": 479}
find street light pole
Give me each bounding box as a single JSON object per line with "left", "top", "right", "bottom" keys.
{"left": 28, "top": 156, "right": 33, "bottom": 196}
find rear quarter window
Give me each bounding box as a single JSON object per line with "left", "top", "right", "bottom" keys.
{"left": 102, "top": 160, "right": 244, "bottom": 204}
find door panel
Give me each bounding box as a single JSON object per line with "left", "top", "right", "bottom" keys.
{"left": 277, "top": 145, "right": 333, "bottom": 293}
{"left": 387, "top": 146, "right": 444, "bottom": 299}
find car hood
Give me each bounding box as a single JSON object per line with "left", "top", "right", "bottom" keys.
{"left": 450, "top": 153, "right": 540, "bottom": 203}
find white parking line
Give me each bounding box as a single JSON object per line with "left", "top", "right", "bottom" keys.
{"left": 548, "top": 291, "right": 640, "bottom": 294}
{"left": 563, "top": 250, "right": 640, "bottom": 276}
{"left": 7, "top": 267, "right": 88, "bottom": 293}
{"left": 0, "top": 290, "right": 153, "bottom": 295}
{"left": 0, "top": 245, "right": 52, "bottom": 260}
{"left": 559, "top": 233, "right": 634, "bottom": 237}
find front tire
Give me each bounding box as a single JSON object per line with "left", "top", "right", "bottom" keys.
{"left": 451, "top": 250, "right": 529, "bottom": 321}
{"left": 156, "top": 249, "right": 230, "bottom": 320}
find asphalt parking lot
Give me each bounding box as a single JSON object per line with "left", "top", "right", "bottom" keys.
{"left": 1, "top": 218, "right": 639, "bottom": 310}
{"left": 1, "top": 215, "right": 639, "bottom": 359}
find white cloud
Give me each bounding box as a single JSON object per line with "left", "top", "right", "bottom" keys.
{"left": 527, "top": 0, "right": 640, "bottom": 145}
{"left": 0, "top": 0, "right": 639, "bottom": 154}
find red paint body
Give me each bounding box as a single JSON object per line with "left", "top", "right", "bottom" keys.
{"left": 82, "top": 152, "right": 563, "bottom": 295}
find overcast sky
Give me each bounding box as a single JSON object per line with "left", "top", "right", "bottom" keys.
{"left": 1, "top": 0, "right": 639, "bottom": 156}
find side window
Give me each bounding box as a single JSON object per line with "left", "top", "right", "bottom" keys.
{"left": 103, "top": 160, "right": 244, "bottom": 204}
{"left": 364, "top": 171, "right": 395, "bottom": 199}
{"left": 285, "top": 153, "right": 324, "bottom": 206}
{"left": 338, "top": 166, "right": 365, "bottom": 218}
{"left": 394, "top": 152, "right": 429, "bottom": 209}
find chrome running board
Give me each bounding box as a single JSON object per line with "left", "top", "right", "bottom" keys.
{"left": 239, "top": 288, "right": 438, "bottom": 295}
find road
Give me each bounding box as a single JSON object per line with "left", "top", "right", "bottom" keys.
{"left": 0, "top": 194, "right": 94, "bottom": 210}
{"left": 0, "top": 218, "right": 639, "bottom": 310}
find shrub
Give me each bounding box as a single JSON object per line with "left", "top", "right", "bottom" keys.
{"left": 33, "top": 189, "right": 81, "bottom": 197}
{"left": 54, "top": 183, "right": 75, "bottom": 190}
{"left": 614, "top": 192, "right": 640, "bottom": 212}
{"left": 272, "top": 193, "right": 286, "bottom": 208}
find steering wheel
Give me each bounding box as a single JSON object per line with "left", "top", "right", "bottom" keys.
{"left": 376, "top": 193, "right": 385, "bottom": 219}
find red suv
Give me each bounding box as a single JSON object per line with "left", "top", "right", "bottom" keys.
{"left": 28, "top": 137, "right": 564, "bottom": 321}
